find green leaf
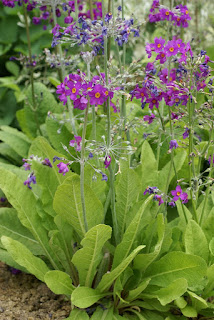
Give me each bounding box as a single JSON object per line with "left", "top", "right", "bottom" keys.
{"left": 152, "top": 278, "right": 188, "bottom": 306}
{"left": 91, "top": 307, "right": 114, "bottom": 319}
{"left": 0, "top": 89, "right": 17, "bottom": 126}
{"left": 115, "top": 161, "right": 141, "bottom": 237}
{"left": 184, "top": 220, "right": 209, "bottom": 261}
{"left": 188, "top": 291, "right": 208, "bottom": 312}
{"left": 5, "top": 61, "right": 20, "bottom": 77}
{"left": 0, "top": 125, "right": 31, "bottom": 158}
{"left": 65, "top": 309, "right": 89, "bottom": 320}
{"left": 1, "top": 236, "right": 49, "bottom": 281}
{"left": 71, "top": 287, "right": 106, "bottom": 308}
{"left": 72, "top": 224, "right": 112, "bottom": 287}
{"left": 144, "top": 251, "right": 207, "bottom": 287}
{"left": 174, "top": 297, "right": 187, "bottom": 309}
{"left": 134, "top": 214, "right": 165, "bottom": 271}
{"left": 0, "top": 207, "right": 42, "bottom": 255}
{"left": 140, "top": 141, "right": 158, "bottom": 193}
{"left": 181, "top": 305, "right": 197, "bottom": 317}
{"left": 0, "top": 143, "right": 22, "bottom": 164}
{"left": 0, "top": 247, "right": 27, "bottom": 273}
{"left": 0, "top": 168, "right": 61, "bottom": 269}
{"left": 44, "top": 270, "right": 75, "bottom": 295}
{"left": 209, "top": 238, "right": 214, "bottom": 256}
{"left": 84, "top": 165, "right": 107, "bottom": 204}
{"left": 112, "top": 196, "right": 152, "bottom": 269}
{"left": 20, "top": 82, "right": 59, "bottom": 137}
{"left": 97, "top": 245, "right": 144, "bottom": 292}
{"left": 127, "top": 278, "right": 151, "bottom": 301}
{"left": 54, "top": 175, "right": 103, "bottom": 237}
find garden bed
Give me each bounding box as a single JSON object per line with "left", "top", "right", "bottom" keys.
{"left": 0, "top": 262, "right": 70, "bottom": 320}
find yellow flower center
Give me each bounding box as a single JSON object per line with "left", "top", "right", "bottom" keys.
{"left": 186, "top": 10, "right": 189, "bottom": 14}
{"left": 169, "top": 47, "right": 174, "bottom": 52}
{"left": 87, "top": 87, "right": 91, "bottom": 91}
{"left": 95, "top": 92, "right": 101, "bottom": 98}
{"left": 166, "top": 11, "right": 170, "bottom": 15}
{"left": 105, "top": 90, "right": 109, "bottom": 96}
{"left": 157, "top": 44, "right": 161, "bottom": 48}
{"left": 175, "top": 98, "right": 179, "bottom": 102}
{"left": 177, "top": 17, "right": 180, "bottom": 21}
{"left": 161, "top": 53, "right": 165, "bottom": 58}
{"left": 177, "top": 43, "right": 181, "bottom": 48}
{"left": 72, "top": 88, "right": 76, "bottom": 94}
{"left": 141, "top": 92, "right": 144, "bottom": 97}
{"left": 177, "top": 192, "right": 181, "bottom": 196}
{"left": 152, "top": 99, "right": 156, "bottom": 104}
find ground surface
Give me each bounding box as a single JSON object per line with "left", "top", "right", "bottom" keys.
{"left": 0, "top": 262, "right": 71, "bottom": 320}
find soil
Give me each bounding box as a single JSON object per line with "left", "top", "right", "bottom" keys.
{"left": 0, "top": 262, "right": 71, "bottom": 320}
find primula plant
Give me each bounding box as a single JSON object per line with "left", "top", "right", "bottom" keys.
{"left": 1, "top": 0, "right": 214, "bottom": 319}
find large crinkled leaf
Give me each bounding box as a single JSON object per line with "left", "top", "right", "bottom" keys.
{"left": 0, "top": 142, "right": 22, "bottom": 164}
{"left": 97, "top": 245, "right": 145, "bottom": 292}
{"left": 0, "top": 125, "right": 31, "bottom": 158}
{"left": 71, "top": 287, "right": 106, "bottom": 308}
{"left": 53, "top": 175, "right": 103, "bottom": 237}
{"left": 144, "top": 251, "right": 207, "bottom": 287}
{"left": 115, "top": 161, "right": 141, "bottom": 238}
{"left": 112, "top": 196, "right": 152, "bottom": 269}
{"left": 1, "top": 236, "right": 49, "bottom": 282}
{"left": 133, "top": 214, "right": 165, "bottom": 272}
{"left": 0, "top": 168, "right": 61, "bottom": 269}
{"left": 72, "top": 224, "right": 112, "bottom": 287}
{"left": 184, "top": 220, "right": 209, "bottom": 262}
{"left": 84, "top": 165, "right": 107, "bottom": 205}
{"left": 44, "top": 270, "right": 75, "bottom": 295}
{"left": 0, "top": 208, "right": 42, "bottom": 255}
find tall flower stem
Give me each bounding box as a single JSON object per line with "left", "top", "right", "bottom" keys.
{"left": 51, "top": 2, "right": 77, "bottom": 135}
{"left": 102, "top": 0, "right": 119, "bottom": 244}
{"left": 188, "top": 94, "right": 198, "bottom": 223}
{"left": 79, "top": 63, "right": 91, "bottom": 234}
{"left": 199, "top": 144, "right": 214, "bottom": 226}
{"left": 75, "top": 0, "right": 78, "bottom": 21}
{"left": 23, "top": 5, "right": 42, "bottom": 136}
{"left": 89, "top": 0, "right": 94, "bottom": 20}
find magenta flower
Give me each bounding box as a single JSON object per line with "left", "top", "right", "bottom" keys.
{"left": 197, "top": 81, "right": 206, "bottom": 91}
{"left": 23, "top": 162, "right": 31, "bottom": 171}
{"left": 69, "top": 135, "right": 82, "bottom": 151}
{"left": 104, "top": 155, "right": 111, "bottom": 168}
{"left": 88, "top": 84, "right": 105, "bottom": 106}
{"left": 165, "top": 40, "right": 179, "bottom": 57}
{"left": 73, "top": 96, "right": 88, "bottom": 110}
{"left": 154, "top": 37, "right": 165, "bottom": 52}
{"left": 67, "top": 82, "right": 81, "bottom": 100}
{"left": 156, "top": 51, "right": 167, "bottom": 64}
{"left": 183, "top": 128, "right": 189, "bottom": 139}
{"left": 144, "top": 113, "right": 155, "bottom": 124}
{"left": 24, "top": 173, "right": 36, "bottom": 189}
{"left": 153, "top": 194, "right": 164, "bottom": 206}
{"left": 147, "top": 96, "right": 159, "bottom": 109}
{"left": 171, "top": 185, "right": 188, "bottom": 203}
{"left": 159, "top": 8, "right": 173, "bottom": 21}
{"left": 57, "top": 162, "right": 69, "bottom": 176}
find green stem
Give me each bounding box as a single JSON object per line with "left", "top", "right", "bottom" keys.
{"left": 199, "top": 143, "right": 214, "bottom": 226}
{"left": 23, "top": 6, "right": 43, "bottom": 136}
{"left": 75, "top": 0, "right": 78, "bottom": 21}
{"left": 102, "top": 0, "right": 119, "bottom": 244}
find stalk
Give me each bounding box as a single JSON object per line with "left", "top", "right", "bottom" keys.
{"left": 75, "top": 0, "right": 78, "bottom": 21}
{"left": 188, "top": 95, "right": 198, "bottom": 223}
{"left": 102, "top": 0, "right": 119, "bottom": 245}
{"left": 23, "top": 6, "right": 43, "bottom": 136}
{"left": 51, "top": 1, "right": 77, "bottom": 135}
{"left": 199, "top": 143, "right": 214, "bottom": 226}
{"left": 89, "top": 0, "right": 94, "bottom": 20}
{"left": 79, "top": 63, "right": 91, "bottom": 234}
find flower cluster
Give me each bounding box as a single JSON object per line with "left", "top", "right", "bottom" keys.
{"left": 1, "top": 0, "right": 36, "bottom": 9}
{"left": 149, "top": 0, "right": 191, "bottom": 28}
{"left": 56, "top": 72, "right": 118, "bottom": 112}
{"left": 51, "top": 8, "right": 140, "bottom": 51}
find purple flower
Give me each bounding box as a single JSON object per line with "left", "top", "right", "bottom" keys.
{"left": 69, "top": 135, "right": 82, "bottom": 152}
{"left": 0, "top": 197, "right": 6, "bottom": 203}
{"left": 208, "top": 155, "right": 214, "bottom": 166}
{"left": 144, "top": 186, "right": 158, "bottom": 195}
{"left": 88, "top": 84, "right": 105, "bottom": 106}
{"left": 171, "top": 185, "right": 188, "bottom": 203}
{"left": 23, "top": 162, "right": 31, "bottom": 171}
{"left": 74, "top": 96, "right": 88, "bottom": 110}
{"left": 24, "top": 173, "right": 36, "bottom": 190}
{"left": 53, "top": 156, "right": 61, "bottom": 163}
{"left": 42, "top": 158, "right": 52, "bottom": 168}
{"left": 165, "top": 40, "right": 179, "bottom": 57}
{"left": 57, "top": 162, "right": 69, "bottom": 176}
{"left": 153, "top": 37, "right": 165, "bottom": 53}
{"left": 153, "top": 194, "right": 164, "bottom": 206}
{"left": 101, "top": 172, "right": 108, "bottom": 181}
{"left": 169, "top": 139, "right": 178, "bottom": 150}
{"left": 144, "top": 113, "right": 155, "bottom": 124}
{"left": 168, "top": 201, "right": 176, "bottom": 207}
{"left": 183, "top": 128, "right": 189, "bottom": 139}
{"left": 104, "top": 155, "right": 111, "bottom": 168}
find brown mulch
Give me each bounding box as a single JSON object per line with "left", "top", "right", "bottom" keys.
{"left": 0, "top": 262, "right": 71, "bottom": 320}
